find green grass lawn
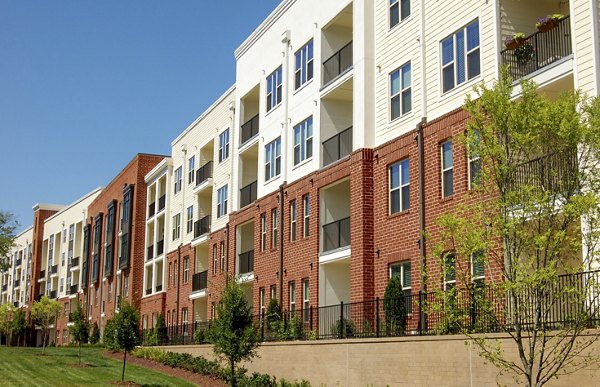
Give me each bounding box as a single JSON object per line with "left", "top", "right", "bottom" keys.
{"left": 0, "top": 345, "right": 195, "bottom": 386}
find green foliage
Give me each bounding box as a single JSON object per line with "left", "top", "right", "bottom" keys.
{"left": 89, "top": 322, "right": 100, "bottom": 345}
{"left": 69, "top": 303, "right": 89, "bottom": 364}
{"left": 103, "top": 318, "right": 118, "bottom": 351}
{"left": 30, "top": 295, "right": 62, "bottom": 354}
{"left": 0, "top": 211, "right": 18, "bottom": 272}
{"left": 330, "top": 317, "right": 355, "bottom": 339}
{"left": 112, "top": 301, "right": 140, "bottom": 382}
{"left": 193, "top": 326, "right": 210, "bottom": 344}
{"left": 383, "top": 276, "right": 407, "bottom": 336}
{"left": 0, "top": 302, "right": 16, "bottom": 345}
{"left": 12, "top": 308, "right": 26, "bottom": 346}
{"left": 208, "top": 276, "right": 260, "bottom": 386}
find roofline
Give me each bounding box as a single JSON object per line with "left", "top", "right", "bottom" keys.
{"left": 234, "top": 0, "right": 296, "bottom": 60}
{"left": 171, "top": 85, "right": 236, "bottom": 146}
{"left": 43, "top": 187, "right": 103, "bottom": 224}
{"left": 32, "top": 203, "right": 65, "bottom": 212}
{"left": 145, "top": 157, "right": 173, "bottom": 183}
{"left": 15, "top": 226, "right": 33, "bottom": 239}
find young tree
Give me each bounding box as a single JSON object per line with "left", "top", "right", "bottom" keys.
{"left": 30, "top": 296, "right": 62, "bottom": 354}
{"left": 0, "top": 211, "right": 18, "bottom": 271}
{"left": 68, "top": 304, "right": 89, "bottom": 365}
{"left": 383, "top": 276, "right": 406, "bottom": 336}
{"left": 89, "top": 322, "right": 100, "bottom": 344}
{"left": 429, "top": 71, "right": 600, "bottom": 386}
{"left": 12, "top": 308, "right": 26, "bottom": 347}
{"left": 208, "top": 277, "right": 260, "bottom": 387}
{"left": 0, "top": 303, "right": 16, "bottom": 346}
{"left": 113, "top": 301, "right": 140, "bottom": 382}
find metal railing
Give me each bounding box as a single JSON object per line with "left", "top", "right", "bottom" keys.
{"left": 1, "top": 285, "right": 6, "bottom": 292}
{"left": 195, "top": 161, "right": 213, "bottom": 186}
{"left": 147, "top": 245, "right": 154, "bottom": 261}
{"left": 158, "top": 195, "right": 166, "bottom": 212}
{"left": 15, "top": 259, "right": 22, "bottom": 267}
{"left": 509, "top": 151, "right": 579, "bottom": 194}
{"left": 322, "top": 41, "right": 353, "bottom": 86}
{"left": 500, "top": 16, "right": 571, "bottom": 80}
{"left": 239, "top": 250, "right": 254, "bottom": 275}
{"left": 148, "top": 202, "right": 156, "bottom": 218}
{"left": 141, "top": 321, "right": 212, "bottom": 346}
{"left": 240, "top": 181, "right": 258, "bottom": 208}
{"left": 157, "top": 240, "right": 164, "bottom": 256}
{"left": 322, "top": 217, "right": 351, "bottom": 252}
{"left": 322, "top": 127, "right": 352, "bottom": 167}
{"left": 155, "top": 284, "right": 163, "bottom": 292}
{"left": 192, "top": 270, "right": 208, "bottom": 292}
{"left": 241, "top": 114, "right": 259, "bottom": 145}
{"left": 39, "top": 270, "right": 45, "bottom": 279}
{"left": 71, "top": 257, "right": 79, "bottom": 267}
{"left": 49, "top": 290, "right": 57, "bottom": 299}
{"left": 50, "top": 265, "right": 58, "bottom": 275}
{"left": 70, "top": 284, "right": 78, "bottom": 295}
{"left": 193, "top": 216, "right": 211, "bottom": 238}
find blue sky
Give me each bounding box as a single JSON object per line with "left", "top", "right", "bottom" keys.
{"left": 0, "top": 1, "right": 280, "bottom": 232}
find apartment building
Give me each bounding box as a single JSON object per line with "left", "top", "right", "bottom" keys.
{"left": 1, "top": 227, "right": 33, "bottom": 308}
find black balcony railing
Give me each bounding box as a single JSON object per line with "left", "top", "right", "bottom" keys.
{"left": 322, "top": 216, "right": 351, "bottom": 252}
{"left": 15, "top": 259, "right": 22, "bottom": 267}
{"left": 13, "top": 302, "right": 18, "bottom": 308}
{"left": 141, "top": 321, "right": 212, "bottom": 346}
{"left": 196, "top": 161, "right": 213, "bottom": 187}
{"left": 157, "top": 240, "right": 164, "bottom": 256}
{"left": 147, "top": 245, "right": 154, "bottom": 261}
{"left": 13, "top": 280, "right": 20, "bottom": 287}
{"left": 148, "top": 202, "right": 156, "bottom": 218}
{"left": 193, "top": 216, "right": 211, "bottom": 239}
{"left": 322, "top": 41, "right": 353, "bottom": 86}
{"left": 1, "top": 285, "right": 6, "bottom": 292}
{"left": 49, "top": 290, "right": 57, "bottom": 299}
{"left": 192, "top": 270, "right": 208, "bottom": 292}
{"left": 241, "top": 114, "right": 259, "bottom": 145}
{"left": 500, "top": 16, "right": 571, "bottom": 80}
{"left": 240, "top": 181, "right": 258, "bottom": 208}
{"left": 71, "top": 257, "right": 79, "bottom": 267}
{"left": 70, "top": 284, "right": 78, "bottom": 295}
{"left": 510, "top": 151, "right": 579, "bottom": 194}
{"left": 39, "top": 270, "right": 45, "bottom": 279}
{"left": 322, "top": 127, "right": 352, "bottom": 167}
{"left": 158, "top": 194, "right": 166, "bottom": 212}
{"left": 50, "top": 265, "right": 58, "bottom": 275}
{"left": 238, "top": 250, "right": 254, "bottom": 275}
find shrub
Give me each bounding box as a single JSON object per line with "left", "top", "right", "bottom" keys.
{"left": 103, "top": 318, "right": 118, "bottom": 351}
{"left": 330, "top": 317, "right": 355, "bottom": 339}
{"left": 89, "top": 322, "right": 100, "bottom": 344}
{"left": 384, "top": 276, "right": 407, "bottom": 336}
{"left": 194, "top": 327, "right": 210, "bottom": 344}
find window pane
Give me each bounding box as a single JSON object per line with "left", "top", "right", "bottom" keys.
{"left": 456, "top": 30, "right": 465, "bottom": 84}
{"left": 473, "top": 250, "right": 485, "bottom": 278}
{"left": 390, "top": 71, "right": 400, "bottom": 95}
{"left": 470, "top": 159, "right": 481, "bottom": 187}
{"left": 443, "top": 65, "right": 454, "bottom": 93}
{"left": 390, "top": 190, "right": 400, "bottom": 213}
{"left": 390, "top": 263, "right": 401, "bottom": 278}
{"left": 401, "top": 185, "right": 410, "bottom": 210}
{"left": 391, "top": 95, "right": 400, "bottom": 120}
{"left": 402, "top": 262, "right": 411, "bottom": 288}
{"left": 466, "top": 21, "right": 479, "bottom": 50}
{"left": 401, "top": 159, "right": 410, "bottom": 185}
{"left": 390, "top": 2, "right": 399, "bottom": 27}
{"left": 390, "top": 164, "right": 400, "bottom": 188}
{"left": 401, "top": 63, "right": 411, "bottom": 89}
{"left": 445, "top": 253, "right": 456, "bottom": 281}
{"left": 442, "top": 142, "right": 453, "bottom": 168}
{"left": 442, "top": 38, "right": 454, "bottom": 65}
{"left": 401, "top": 0, "right": 410, "bottom": 20}
{"left": 401, "top": 89, "right": 411, "bottom": 114}
{"left": 467, "top": 49, "right": 480, "bottom": 79}
{"left": 306, "top": 138, "right": 313, "bottom": 159}
{"left": 443, "top": 170, "right": 454, "bottom": 197}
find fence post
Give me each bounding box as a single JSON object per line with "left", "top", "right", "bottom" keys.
{"left": 261, "top": 309, "right": 265, "bottom": 342}
{"left": 471, "top": 286, "right": 476, "bottom": 332}
{"left": 339, "top": 301, "right": 344, "bottom": 339}
{"left": 418, "top": 290, "right": 424, "bottom": 336}
{"left": 376, "top": 297, "right": 380, "bottom": 338}
{"left": 309, "top": 306, "right": 313, "bottom": 333}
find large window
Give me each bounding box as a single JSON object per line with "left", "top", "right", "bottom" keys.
{"left": 303, "top": 195, "right": 310, "bottom": 238}
{"left": 260, "top": 213, "right": 267, "bottom": 252}
{"left": 188, "top": 156, "right": 195, "bottom": 184}
{"left": 219, "top": 129, "right": 230, "bottom": 163}
{"left": 295, "top": 40, "right": 314, "bottom": 90}
{"left": 266, "top": 66, "right": 283, "bottom": 112}
{"left": 183, "top": 256, "right": 189, "bottom": 284}
{"left": 217, "top": 185, "right": 228, "bottom": 218}
{"left": 186, "top": 206, "right": 193, "bottom": 234}
{"left": 390, "top": 261, "right": 411, "bottom": 292}
{"left": 389, "top": 0, "right": 410, "bottom": 28}
{"left": 289, "top": 281, "right": 296, "bottom": 312}
{"left": 271, "top": 209, "right": 279, "bottom": 249}
{"left": 389, "top": 159, "right": 410, "bottom": 213}
{"left": 293, "top": 117, "right": 313, "bottom": 165}
{"left": 265, "top": 138, "right": 281, "bottom": 181}
{"left": 468, "top": 130, "right": 481, "bottom": 189}
{"left": 220, "top": 241, "right": 225, "bottom": 272}
{"left": 390, "top": 62, "right": 412, "bottom": 120}
{"left": 441, "top": 20, "right": 480, "bottom": 93}
{"left": 441, "top": 140, "right": 454, "bottom": 197}
{"left": 174, "top": 166, "right": 182, "bottom": 194}
{"left": 290, "top": 200, "right": 297, "bottom": 241}
{"left": 302, "top": 278, "right": 310, "bottom": 322}
{"left": 172, "top": 213, "right": 181, "bottom": 241}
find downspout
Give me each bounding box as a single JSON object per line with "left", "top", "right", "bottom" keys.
{"left": 175, "top": 244, "right": 181, "bottom": 327}
{"left": 279, "top": 183, "right": 286, "bottom": 308}
{"left": 417, "top": 117, "right": 427, "bottom": 333}
{"left": 176, "top": 145, "right": 187, "bottom": 327}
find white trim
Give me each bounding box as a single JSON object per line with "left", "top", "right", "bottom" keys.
{"left": 319, "top": 247, "right": 351, "bottom": 264}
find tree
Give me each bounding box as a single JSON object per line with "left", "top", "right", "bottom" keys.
{"left": 12, "top": 309, "right": 26, "bottom": 347}
{"left": 68, "top": 304, "right": 89, "bottom": 365}
{"left": 429, "top": 70, "right": 600, "bottom": 386}
{"left": 0, "top": 303, "right": 16, "bottom": 346}
{"left": 383, "top": 276, "right": 406, "bottom": 336}
{"left": 30, "top": 296, "right": 62, "bottom": 354}
{"left": 89, "top": 322, "right": 100, "bottom": 344}
{"left": 0, "top": 211, "right": 18, "bottom": 272}
{"left": 208, "top": 277, "right": 260, "bottom": 387}
{"left": 112, "top": 301, "right": 140, "bottom": 382}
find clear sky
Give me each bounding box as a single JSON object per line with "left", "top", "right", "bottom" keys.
{"left": 0, "top": 1, "right": 280, "bottom": 232}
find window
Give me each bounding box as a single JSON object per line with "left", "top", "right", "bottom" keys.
{"left": 186, "top": 206, "right": 193, "bottom": 234}
{"left": 219, "top": 129, "right": 230, "bottom": 162}
{"left": 188, "top": 156, "right": 195, "bottom": 184}
{"left": 220, "top": 241, "right": 225, "bottom": 271}
{"left": 444, "top": 252, "right": 456, "bottom": 290}
{"left": 182, "top": 308, "right": 188, "bottom": 327}
{"left": 389, "top": 0, "right": 410, "bottom": 28}
{"left": 183, "top": 256, "right": 189, "bottom": 284}
{"left": 62, "top": 229, "right": 67, "bottom": 243}
{"left": 441, "top": 20, "right": 480, "bottom": 93}
{"left": 217, "top": 185, "right": 228, "bottom": 218}
{"left": 124, "top": 275, "right": 129, "bottom": 296}
{"left": 270, "top": 284, "right": 277, "bottom": 300}
{"left": 172, "top": 213, "right": 181, "bottom": 240}
{"left": 266, "top": 66, "right": 283, "bottom": 112}
{"left": 213, "top": 244, "right": 218, "bottom": 275}
{"left": 289, "top": 281, "right": 296, "bottom": 312}
{"left": 260, "top": 213, "right": 267, "bottom": 252}
{"left": 168, "top": 262, "right": 172, "bottom": 288}
{"left": 293, "top": 117, "right": 313, "bottom": 165}
{"left": 468, "top": 130, "right": 481, "bottom": 189}
{"left": 295, "top": 40, "right": 314, "bottom": 89}
{"left": 174, "top": 166, "right": 182, "bottom": 194}
{"left": 390, "top": 261, "right": 411, "bottom": 292}
{"left": 272, "top": 209, "right": 279, "bottom": 249}
{"left": 290, "top": 201, "right": 297, "bottom": 241}
{"left": 441, "top": 140, "right": 454, "bottom": 197}
{"left": 472, "top": 249, "right": 485, "bottom": 282}
{"left": 108, "top": 282, "right": 113, "bottom": 302}
{"left": 211, "top": 303, "right": 216, "bottom": 320}
{"left": 390, "top": 62, "right": 412, "bottom": 120}
{"left": 259, "top": 288, "right": 266, "bottom": 317}
{"left": 303, "top": 195, "right": 310, "bottom": 238}
{"left": 302, "top": 279, "right": 310, "bottom": 322}
{"left": 389, "top": 159, "right": 410, "bottom": 213}
{"left": 265, "top": 138, "right": 281, "bottom": 181}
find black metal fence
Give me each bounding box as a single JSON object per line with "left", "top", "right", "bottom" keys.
{"left": 510, "top": 151, "right": 579, "bottom": 194}
{"left": 240, "top": 181, "right": 258, "bottom": 208}
{"left": 196, "top": 161, "right": 213, "bottom": 186}
{"left": 322, "top": 127, "right": 352, "bottom": 167}
{"left": 241, "top": 114, "right": 259, "bottom": 145}
{"left": 141, "top": 321, "right": 212, "bottom": 346}
{"left": 322, "top": 41, "right": 353, "bottom": 86}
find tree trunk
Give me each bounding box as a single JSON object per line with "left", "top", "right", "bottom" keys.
{"left": 230, "top": 359, "right": 236, "bottom": 387}
{"left": 122, "top": 350, "right": 126, "bottom": 382}
{"left": 78, "top": 343, "right": 81, "bottom": 365}
{"left": 42, "top": 331, "right": 46, "bottom": 355}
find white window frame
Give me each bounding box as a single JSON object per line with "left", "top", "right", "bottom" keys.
{"left": 441, "top": 140, "right": 454, "bottom": 198}
{"left": 271, "top": 209, "right": 279, "bottom": 249}
{"left": 294, "top": 40, "right": 314, "bottom": 90}
{"left": 390, "top": 62, "right": 412, "bottom": 121}
{"left": 218, "top": 129, "right": 230, "bottom": 163}
{"left": 259, "top": 287, "right": 266, "bottom": 317}
{"left": 266, "top": 66, "right": 283, "bottom": 112}
{"left": 389, "top": 159, "right": 410, "bottom": 214}
{"left": 220, "top": 241, "right": 225, "bottom": 271}
{"left": 293, "top": 116, "right": 313, "bottom": 166}
{"left": 186, "top": 206, "right": 193, "bottom": 234}
{"left": 389, "top": 0, "right": 410, "bottom": 29}
{"left": 289, "top": 281, "right": 296, "bottom": 312}
{"left": 290, "top": 201, "right": 297, "bottom": 241}
{"left": 183, "top": 256, "right": 189, "bottom": 284}
{"left": 217, "top": 185, "right": 228, "bottom": 218}
{"left": 468, "top": 130, "right": 481, "bottom": 190}
{"left": 212, "top": 244, "right": 218, "bottom": 275}
{"left": 188, "top": 156, "right": 195, "bottom": 184}
{"left": 471, "top": 250, "right": 485, "bottom": 281}
{"left": 260, "top": 213, "right": 267, "bottom": 252}
{"left": 172, "top": 213, "right": 181, "bottom": 241}
{"left": 303, "top": 195, "right": 310, "bottom": 238}
{"left": 302, "top": 279, "right": 310, "bottom": 322}
{"left": 174, "top": 166, "right": 182, "bottom": 194}
{"left": 265, "top": 137, "right": 281, "bottom": 181}
{"left": 390, "top": 261, "right": 411, "bottom": 291}
{"left": 441, "top": 19, "right": 480, "bottom": 94}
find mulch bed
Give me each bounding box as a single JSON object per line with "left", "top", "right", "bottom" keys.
{"left": 103, "top": 351, "right": 227, "bottom": 387}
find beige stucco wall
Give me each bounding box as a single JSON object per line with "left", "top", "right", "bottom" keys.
{"left": 162, "top": 332, "right": 600, "bottom": 386}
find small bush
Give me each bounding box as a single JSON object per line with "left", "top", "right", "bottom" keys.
{"left": 330, "top": 318, "right": 355, "bottom": 339}
{"left": 194, "top": 327, "right": 210, "bottom": 344}
{"left": 89, "top": 322, "right": 100, "bottom": 344}
{"left": 103, "top": 318, "right": 118, "bottom": 351}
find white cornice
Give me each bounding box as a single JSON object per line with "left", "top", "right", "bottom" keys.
{"left": 145, "top": 157, "right": 173, "bottom": 183}
{"left": 43, "top": 187, "right": 103, "bottom": 224}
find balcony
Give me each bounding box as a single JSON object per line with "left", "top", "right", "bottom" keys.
{"left": 157, "top": 240, "right": 164, "bottom": 256}
{"left": 240, "top": 181, "right": 257, "bottom": 208}
{"left": 192, "top": 270, "right": 208, "bottom": 292}
{"left": 70, "top": 257, "right": 79, "bottom": 268}
{"left": 240, "top": 114, "right": 259, "bottom": 146}
{"left": 38, "top": 270, "right": 46, "bottom": 280}
{"left": 15, "top": 259, "right": 22, "bottom": 267}
{"left": 509, "top": 151, "right": 578, "bottom": 194}
{"left": 69, "top": 284, "right": 78, "bottom": 295}
{"left": 50, "top": 265, "right": 58, "bottom": 276}
{"left": 49, "top": 290, "right": 57, "bottom": 299}
{"left": 322, "top": 41, "right": 353, "bottom": 87}
{"left": 323, "top": 217, "right": 351, "bottom": 253}
{"left": 322, "top": 127, "right": 352, "bottom": 167}
{"left": 239, "top": 250, "right": 254, "bottom": 275}
{"left": 147, "top": 245, "right": 154, "bottom": 261}
{"left": 500, "top": 16, "right": 571, "bottom": 81}
{"left": 158, "top": 194, "right": 166, "bottom": 212}
{"left": 194, "top": 162, "right": 213, "bottom": 193}
{"left": 1, "top": 285, "right": 6, "bottom": 292}
{"left": 192, "top": 216, "right": 211, "bottom": 246}
{"left": 148, "top": 201, "right": 156, "bottom": 218}
{"left": 13, "top": 280, "right": 20, "bottom": 288}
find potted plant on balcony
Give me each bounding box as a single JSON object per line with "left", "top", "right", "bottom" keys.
{"left": 536, "top": 14, "right": 564, "bottom": 33}
{"left": 504, "top": 32, "right": 526, "bottom": 50}
{"left": 514, "top": 42, "right": 534, "bottom": 65}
